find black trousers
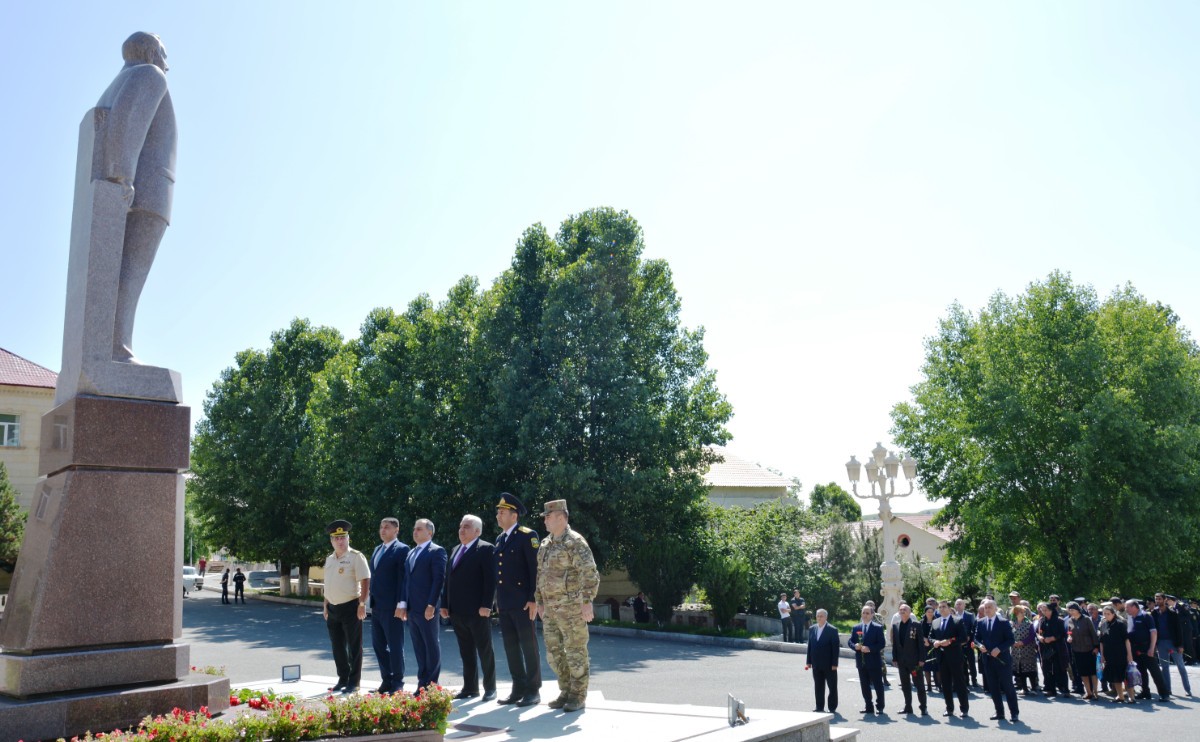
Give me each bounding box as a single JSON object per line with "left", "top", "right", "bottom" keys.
{"left": 982, "top": 655, "right": 1019, "bottom": 718}
{"left": 781, "top": 618, "right": 794, "bottom": 642}
{"left": 812, "top": 667, "right": 838, "bottom": 712}
{"left": 1041, "top": 650, "right": 1068, "bottom": 695}
{"left": 896, "top": 662, "right": 927, "bottom": 711}
{"left": 1134, "top": 651, "right": 1168, "bottom": 698}
{"left": 497, "top": 608, "right": 541, "bottom": 695}
{"left": 326, "top": 599, "right": 363, "bottom": 688}
{"left": 234, "top": 583, "right": 245, "bottom": 603}
{"left": 451, "top": 612, "right": 496, "bottom": 693}
{"left": 964, "top": 645, "right": 978, "bottom": 683}
{"left": 857, "top": 664, "right": 884, "bottom": 711}
{"left": 221, "top": 582, "right": 230, "bottom": 604}
{"left": 940, "top": 652, "right": 970, "bottom": 713}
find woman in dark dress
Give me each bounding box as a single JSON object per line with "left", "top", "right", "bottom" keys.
{"left": 1100, "top": 605, "right": 1133, "bottom": 702}
{"left": 1036, "top": 602, "right": 1070, "bottom": 697}
{"left": 921, "top": 605, "right": 940, "bottom": 694}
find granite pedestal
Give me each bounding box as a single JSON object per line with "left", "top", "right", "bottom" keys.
{"left": 0, "top": 396, "right": 228, "bottom": 740}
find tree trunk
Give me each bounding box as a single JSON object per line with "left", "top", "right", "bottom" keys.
{"left": 299, "top": 564, "right": 311, "bottom": 596}
{"left": 279, "top": 560, "right": 292, "bottom": 597}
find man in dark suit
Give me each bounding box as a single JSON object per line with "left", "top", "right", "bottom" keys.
{"left": 955, "top": 599, "right": 979, "bottom": 688}
{"left": 849, "top": 605, "right": 887, "bottom": 715}
{"left": 493, "top": 493, "right": 542, "bottom": 707}
{"left": 891, "top": 603, "right": 928, "bottom": 715}
{"left": 369, "top": 517, "right": 409, "bottom": 693}
{"left": 441, "top": 514, "right": 497, "bottom": 701}
{"left": 805, "top": 608, "right": 839, "bottom": 713}
{"left": 399, "top": 518, "right": 447, "bottom": 690}
{"left": 975, "top": 599, "right": 1019, "bottom": 722}
{"left": 931, "top": 600, "right": 970, "bottom": 717}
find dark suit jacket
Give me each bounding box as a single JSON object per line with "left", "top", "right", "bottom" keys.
{"left": 931, "top": 613, "right": 969, "bottom": 662}
{"left": 368, "top": 539, "right": 410, "bottom": 612}
{"left": 807, "top": 623, "right": 840, "bottom": 671}
{"left": 974, "top": 615, "right": 1014, "bottom": 661}
{"left": 494, "top": 526, "right": 539, "bottom": 611}
{"left": 891, "top": 618, "right": 926, "bottom": 667}
{"left": 848, "top": 621, "right": 886, "bottom": 670}
{"left": 960, "top": 611, "right": 977, "bottom": 647}
{"left": 404, "top": 542, "right": 447, "bottom": 611}
{"left": 442, "top": 539, "right": 496, "bottom": 616}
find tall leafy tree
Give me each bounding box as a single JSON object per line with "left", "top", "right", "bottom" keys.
{"left": 0, "top": 462, "right": 25, "bottom": 567}
{"left": 309, "top": 278, "right": 484, "bottom": 537}
{"left": 468, "top": 208, "right": 732, "bottom": 573}
{"left": 893, "top": 273, "right": 1200, "bottom": 598}
{"left": 809, "top": 482, "right": 862, "bottom": 521}
{"left": 190, "top": 318, "right": 344, "bottom": 592}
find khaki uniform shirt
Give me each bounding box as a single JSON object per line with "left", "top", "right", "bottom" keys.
{"left": 535, "top": 527, "right": 599, "bottom": 607}
{"left": 324, "top": 547, "right": 371, "bottom": 606}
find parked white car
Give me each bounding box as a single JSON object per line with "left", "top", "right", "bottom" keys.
{"left": 182, "top": 566, "right": 203, "bottom": 591}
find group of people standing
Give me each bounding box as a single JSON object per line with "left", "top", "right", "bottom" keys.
{"left": 219, "top": 567, "right": 245, "bottom": 604}
{"left": 319, "top": 493, "right": 600, "bottom": 714}
{"left": 777, "top": 589, "right": 808, "bottom": 642}
{"left": 802, "top": 589, "right": 1197, "bottom": 724}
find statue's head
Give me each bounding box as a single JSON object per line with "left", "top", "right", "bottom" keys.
{"left": 122, "top": 32, "right": 168, "bottom": 72}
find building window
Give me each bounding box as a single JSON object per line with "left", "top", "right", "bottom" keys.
{"left": 0, "top": 414, "right": 19, "bottom": 447}
{"left": 897, "top": 533, "right": 911, "bottom": 549}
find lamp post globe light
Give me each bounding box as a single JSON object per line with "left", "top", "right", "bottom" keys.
{"left": 845, "top": 442, "right": 918, "bottom": 628}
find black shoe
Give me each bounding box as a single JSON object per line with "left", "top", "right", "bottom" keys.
{"left": 1012, "top": 715, "right": 1019, "bottom": 722}
{"left": 861, "top": 707, "right": 874, "bottom": 715}
{"left": 455, "top": 690, "right": 479, "bottom": 700}
{"left": 960, "top": 711, "right": 970, "bottom": 718}
{"left": 341, "top": 687, "right": 359, "bottom": 695}
{"left": 989, "top": 714, "right": 1005, "bottom": 721}
{"left": 375, "top": 684, "right": 392, "bottom": 694}
{"left": 901, "top": 706, "right": 914, "bottom": 714}
{"left": 329, "top": 683, "right": 346, "bottom": 692}
{"left": 814, "top": 708, "right": 825, "bottom": 713}
{"left": 920, "top": 708, "right": 929, "bottom": 716}
{"left": 482, "top": 690, "right": 496, "bottom": 701}
{"left": 943, "top": 710, "right": 955, "bottom": 717}
{"left": 516, "top": 692, "right": 540, "bottom": 707}
{"left": 876, "top": 706, "right": 885, "bottom": 714}
{"left": 1160, "top": 695, "right": 1171, "bottom": 702}
{"left": 498, "top": 694, "right": 521, "bottom": 705}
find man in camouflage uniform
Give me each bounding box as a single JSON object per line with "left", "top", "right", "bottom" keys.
{"left": 535, "top": 499, "right": 599, "bottom": 712}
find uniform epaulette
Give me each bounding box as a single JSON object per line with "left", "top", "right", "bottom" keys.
{"left": 518, "top": 526, "right": 534, "bottom": 533}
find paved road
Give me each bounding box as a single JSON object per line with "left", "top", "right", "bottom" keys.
{"left": 185, "top": 589, "right": 1197, "bottom": 739}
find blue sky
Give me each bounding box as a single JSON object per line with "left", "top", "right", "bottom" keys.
{"left": 4, "top": 2, "right": 1199, "bottom": 512}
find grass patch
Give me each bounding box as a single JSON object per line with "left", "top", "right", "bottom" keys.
{"left": 253, "top": 588, "right": 325, "bottom": 602}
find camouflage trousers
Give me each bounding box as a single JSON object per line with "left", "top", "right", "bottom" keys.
{"left": 543, "top": 603, "right": 590, "bottom": 700}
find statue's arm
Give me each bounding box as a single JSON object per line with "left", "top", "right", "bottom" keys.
{"left": 98, "top": 65, "right": 168, "bottom": 185}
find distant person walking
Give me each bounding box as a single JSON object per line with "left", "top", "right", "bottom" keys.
{"left": 221, "top": 568, "right": 231, "bottom": 605}
{"left": 233, "top": 568, "right": 246, "bottom": 604}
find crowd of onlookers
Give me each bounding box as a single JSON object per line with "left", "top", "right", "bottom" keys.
{"left": 922, "top": 592, "right": 1196, "bottom": 703}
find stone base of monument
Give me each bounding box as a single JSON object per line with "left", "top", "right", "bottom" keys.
{"left": 0, "top": 395, "right": 199, "bottom": 741}
{"left": 235, "top": 677, "right": 860, "bottom": 742}
{"left": 0, "top": 672, "right": 229, "bottom": 741}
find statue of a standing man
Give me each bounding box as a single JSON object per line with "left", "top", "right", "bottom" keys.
{"left": 94, "top": 31, "right": 176, "bottom": 364}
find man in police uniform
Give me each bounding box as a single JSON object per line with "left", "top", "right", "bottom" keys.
{"left": 494, "top": 492, "right": 542, "bottom": 707}
{"left": 535, "top": 499, "right": 599, "bottom": 712}
{"left": 323, "top": 520, "right": 371, "bottom": 694}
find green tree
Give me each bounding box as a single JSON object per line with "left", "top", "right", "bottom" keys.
{"left": 627, "top": 537, "right": 705, "bottom": 625}
{"left": 701, "top": 552, "right": 751, "bottom": 630}
{"left": 309, "top": 279, "right": 484, "bottom": 538}
{"left": 809, "top": 482, "right": 862, "bottom": 521}
{"left": 0, "top": 462, "right": 25, "bottom": 566}
{"left": 467, "top": 208, "right": 732, "bottom": 573}
{"left": 706, "top": 500, "right": 833, "bottom": 615}
{"left": 893, "top": 273, "right": 1200, "bottom": 598}
{"left": 190, "top": 318, "right": 344, "bottom": 594}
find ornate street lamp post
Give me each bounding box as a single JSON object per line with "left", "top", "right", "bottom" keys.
{"left": 845, "top": 442, "right": 918, "bottom": 627}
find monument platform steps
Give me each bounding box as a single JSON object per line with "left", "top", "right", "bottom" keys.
{"left": 236, "top": 676, "right": 860, "bottom": 742}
